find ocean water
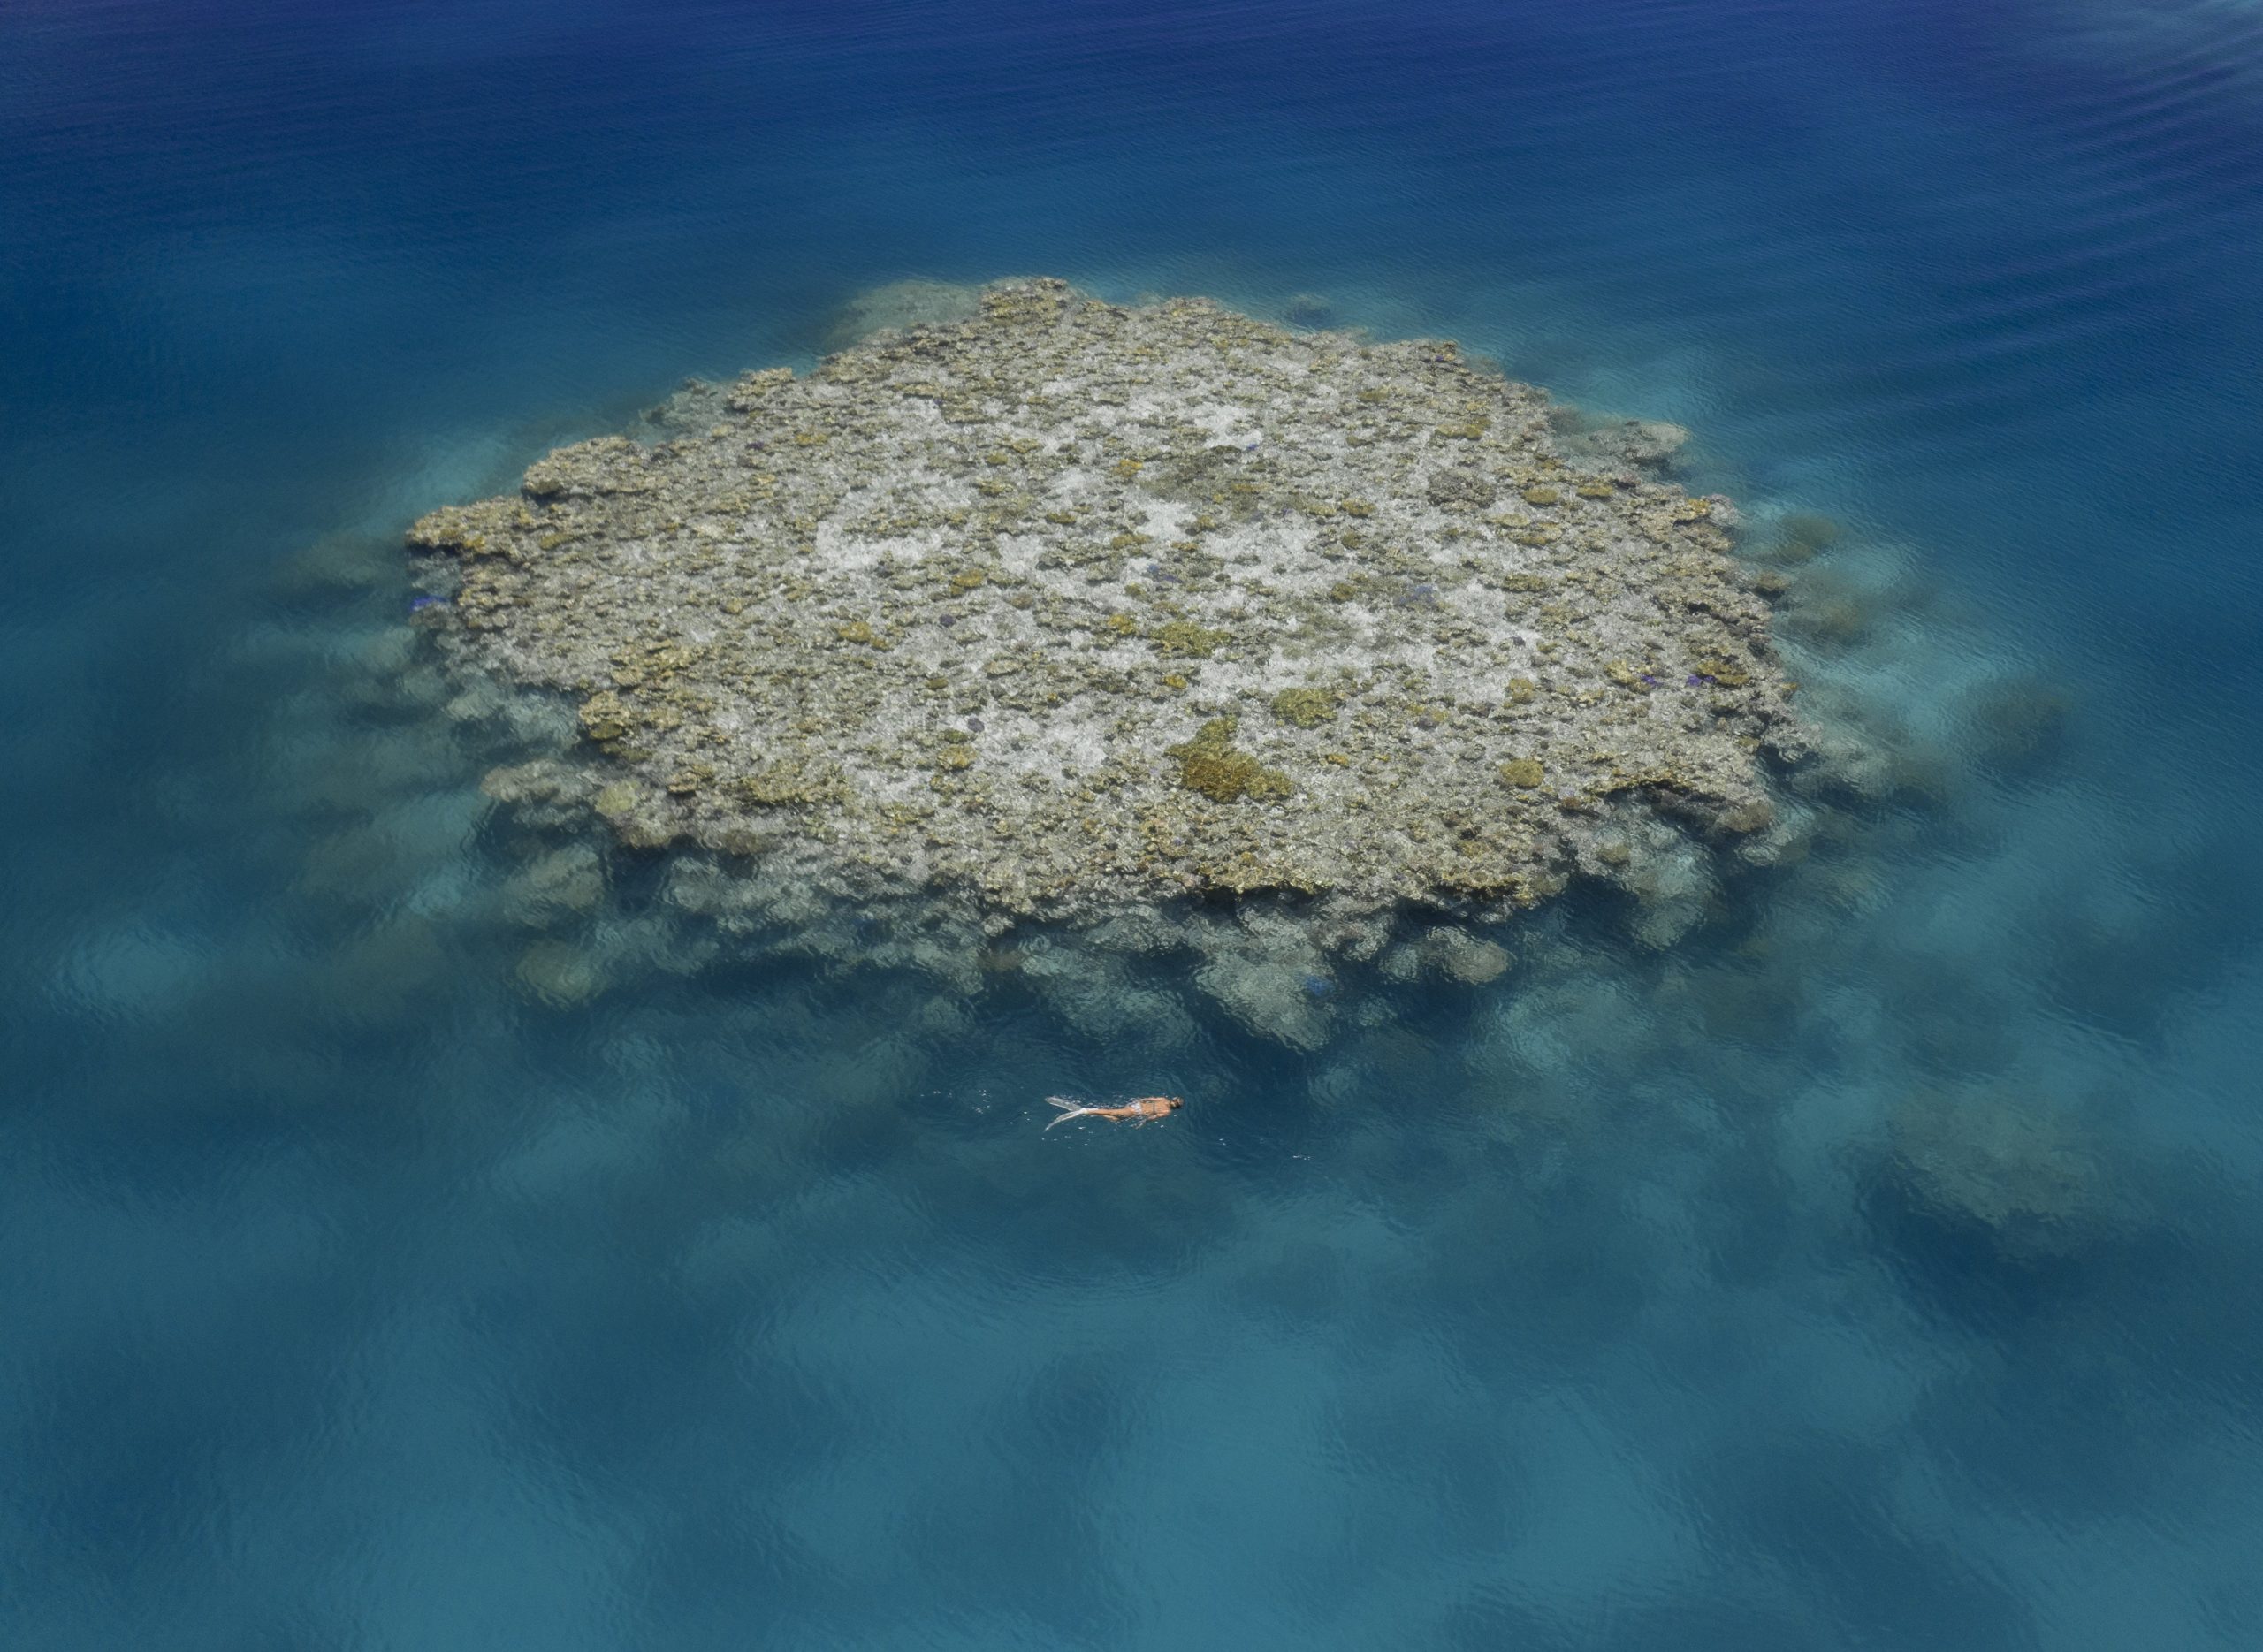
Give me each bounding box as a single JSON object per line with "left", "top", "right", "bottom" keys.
{"left": 6, "top": 0, "right": 2263, "bottom": 1645}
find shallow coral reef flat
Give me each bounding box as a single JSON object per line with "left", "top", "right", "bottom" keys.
{"left": 413, "top": 279, "right": 1817, "bottom": 960}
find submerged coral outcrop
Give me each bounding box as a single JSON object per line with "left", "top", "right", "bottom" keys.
{"left": 408, "top": 277, "right": 1819, "bottom": 948}
{"left": 1880, "top": 1087, "right": 2116, "bottom": 1266}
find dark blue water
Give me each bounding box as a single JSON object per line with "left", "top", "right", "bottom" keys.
{"left": 8, "top": 2, "right": 2263, "bottom": 1645}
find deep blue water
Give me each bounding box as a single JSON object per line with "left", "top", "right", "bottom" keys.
{"left": 7, "top": 1, "right": 2263, "bottom": 1645}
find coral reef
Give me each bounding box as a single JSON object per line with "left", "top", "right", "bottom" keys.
{"left": 408, "top": 277, "right": 1818, "bottom": 934}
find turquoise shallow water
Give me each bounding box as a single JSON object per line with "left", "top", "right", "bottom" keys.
{"left": 6, "top": 1, "right": 2263, "bottom": 1645}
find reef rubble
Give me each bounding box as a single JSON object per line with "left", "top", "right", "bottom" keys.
{"left": 408, "top": 277, "right": 1822, "bottom": 957}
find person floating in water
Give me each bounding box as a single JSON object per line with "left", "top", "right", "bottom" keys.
{"left": 1044, "top": 1094, "right": 1184, "bottom": 1131}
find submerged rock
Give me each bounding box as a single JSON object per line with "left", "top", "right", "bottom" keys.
{"left": 1882, "top": 1087, "right": 2112, "bottom": 1264}
{"left": 408, "top": 278, "right": 1817, "bottom": 934}
{"left": 1552, "top": 413, "right": 1693, "bottom": 472}
{"left": 514, "top": 940, "right": 607, "bottom": 1006}
{"left": 822, "top": 278, "right": 985, "bottom": 350}
{"left": 501, "top": 842, "right": 606, "bottom": 925}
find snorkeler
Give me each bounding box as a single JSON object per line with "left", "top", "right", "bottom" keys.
{"left": 1043, "top": 1094, "right": 1184, "bottom": 1131}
